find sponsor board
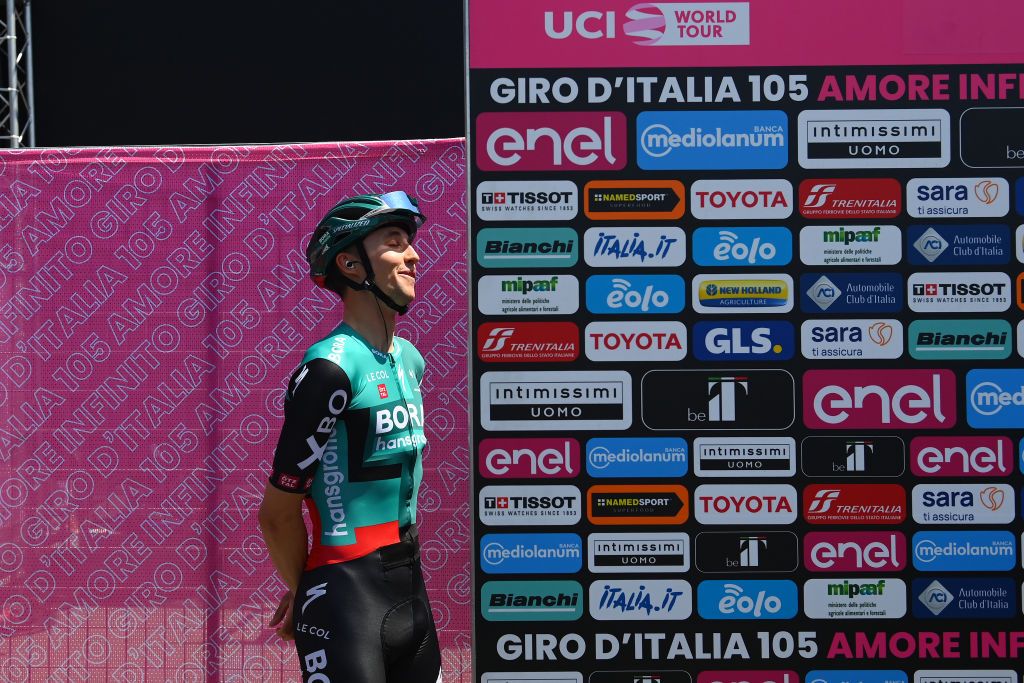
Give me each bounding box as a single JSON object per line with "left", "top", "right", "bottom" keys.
{"left": 476, "top": 180, "right": 578, "bottom": 221}
{"left": 476, "top": 227, "right": 578, "bottom": 269}
{"left": 803, "top": 369, "right": 955, "bottom": 430}
{"left": 694, "top": 531, "right": 800, "bottom": 574}
{"left": 967, "top": 368, "right": 1024, "bottom": 429}
{"left": 910, "top": 436, "right": 1014, "bottom": 477}
{"left": 693, "top": 321, "right": 795, "bottom": 361}
{"left": 799, "top": 225, "right": 901, "bottom": 266}
{"left": 642, "top": 369, "right": 795, "bottom": 431}
{"left": 696, "top": 579, "right": 798, "bottom": 620}
{"left": 907, "top": 319, "right": 1012, "bottom": 360}
{"left": 804, "top": 532, "right": 907, "bottom": 572}
{"left": 587, "top": 484, "right": 689, "bottom": 525}
{"left": 589, "top": 579, "right": 692, "bottom": 620}
{"left": 798, "top": 108, "right": 950, "bottom": 168}
{"left": 584, "top": 226, "right": 686, "bottom": 267}
{"left": 479, "top": 485, "right": 581, "bottom": 526}
{"left": 479, "top": 533, "right": 583, "bottom": 574}
{"left": 692, "top": 226, "right": 792, "bottom": 267}
{"left": 585, "top": 321, "right": 687, "bottom": 362}
{"left": 960, "top": 107, "right": 1024, "bottom": 168}
{"left": 694, "top": 484, "right": 797, "bottom": 525}
{"left": 483, "top": 674, "right": 582, "bottom": 683}
{"left": 637, "top": 110, "right": 788, "bottom": 170}
{"left": 912, "top": 577, "right": 1015, "bottom": 619}
{"left": 477, "top": 274, "right": 580, "bottom": 316}
{"left": 800, "top": 319, "right": 903, "bottom": 360}
{"left": 480, "top": 371, "right": 631, "bottom": 431}
{"left": 696, "top": 673, "right": 798, "bottom": 683}
{"left": 801, "top": 436, "right": 906, "bottom": 478}
{"left": 915, "top": 672, "right": 1015, "bottom": 683}
{"left": 693, "top": 436, "right": 795, "bottom": 477}
{"left": 692, "top": 273, "right": 794, "bottom": 313}
{"left": 690, "top": 179, "right": 793, "bottom": 219}
{"left": 808, "top": 673, "right": 907, "bottom": 683}
{"left": 479, "top": 437, "right": 580, "bottom": 479}
{"left": 912, "top": 483, "right": 1015, "bottom": 524}
{"left": 800, "top": 272, "right": 902, "bottom": 313}
{"left": 803, "top": 578, "right": 907, "bottom": 619}
{"left": 906, "top": 177, "right": 1010, "bottom": 217}
{"left": 906, "top": 224, "right": 1011, "bottom": 265}
{"left": 586, "top": 437, "right": 688, "bottom": 478}
{"left": 907, "top": 271, "right": 1011, "bottom": 313}
{"left": 481, "top": 580, "right": 584, "bottom": 621}
{"left": 476, "top": 111, "right": 627, "bottom": 171}
{"left": 587, "top": 532, "right": 690, "bottom": 574}
{"left": 799, "top": 178, "right": 902, "bottom": 219}
{"left": 803, "top": 484, "right": 907, "bottom": 525}
{"left": 593, "top": 672, "right": 690, "bottom": 683}
{"left": 583, "top": 179, "right": 685, "bottom": 220}
{"left": 586, "top": 274, "right": 686, "bottom": 314}
{"left": 477, "top": 322, "right": 580, "bottom": 363}
{"left": 911, "top": 531, "right": 1016, "bottom": 572}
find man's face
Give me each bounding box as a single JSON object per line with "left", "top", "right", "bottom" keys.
{"left": 361, "top": 224, "right": 419, "bottom": 304}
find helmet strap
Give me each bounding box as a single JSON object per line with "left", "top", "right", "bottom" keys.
{"left": 336, "top": 241, "right": 410, "bottom": 315}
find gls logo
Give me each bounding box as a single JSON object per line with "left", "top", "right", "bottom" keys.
{"left": 803, "top": 369, "right": 955, "bottom": 430}
{"left": 696, "top": 580, "right": 798, "bottom": 620}
{"left": 476, "top": 112, "right": 627, "bottom": 171}
{"left": 693, "top": 321, "right": 795, "bottom": 361}
{"left": 586, "top": 274, "right": 686, "bottom": 314}
{"left": 543, "top": 5, "right": 752, "bottom": 46}
{"left": 692, "top": 227, "right": 792, "bottom": 267}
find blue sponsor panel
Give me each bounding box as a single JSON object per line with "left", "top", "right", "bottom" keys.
{"left": 800, "top": 272, "right": 903, "bottom": 313}
{"left": 586, "top": 274, "right": 686, "bottom": 315}
{"left": 805, "top": 672, "right": 907, "bottom": 683}
{"left": 696, "top": 579, "right": 798, "bottom": 620}
{"left": 693, "top": 320, "right": 795, "bottom": 361}
{"left": 480, "top": 534, "right": 583, "bottom": 574}
{"left": 906, "top": 224, "right": 1011, "bottom": 265}
{"left": 911, "top": 531, "right": 1016, "bottom": 571}
{"left": 912, "top": 577, "right": 1016, "bottom": 618}
{"left": 637, "top": 110, "right": 789, "bottom": 170}
{"left": 586, "top": 437, "right": 688, "bottom": 478}
{"left": 966, "top": 369, "right": 1024, "bottom": 429}
{"left": 692, "top": 227, "right": 793, "bottom": 267}
{"left": 1017, "top": 177, "right": 1024, "bottom": 216}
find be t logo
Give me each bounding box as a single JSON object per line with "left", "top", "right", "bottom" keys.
{"left": 708, "top": 375, "right": 748, "bottom": 421}
{"left": 739, "top": 535, "right": 767, "bottom": 567}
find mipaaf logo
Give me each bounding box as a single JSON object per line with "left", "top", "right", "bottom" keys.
{"left": 803, "top": 369, "right": 955, "bottom": 430}
{"left": 910, "top": 436, "right": 1013, "bottom": 477}
{"left": 804, "top": 531, "right": 907, "bottom": 572}
{"left": 477, "top": 322, "right": 580, "bottom": 363}
{"left": 476, "top": 112, "right": 627, "bottom": 171}
{"left": 798, "top": 178, "right": 901, "bottom": 218}
{"left": 802, "top": 484, "right": 906, "bottom": 524}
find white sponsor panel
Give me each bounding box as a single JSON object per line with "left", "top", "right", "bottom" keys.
{"left": 1017, "top": 225, "right": 1024, "bottom": 263}
{"left": 690, "top": 179, "right": 793, "bottom": 219}
{"left": 907, "top": 177, "right": 1010, "bottom": 217}
{"left": 693, "top": 437, "right": 796, "bottom": 477}
{"left": 908, "top": 272, "right": 1011, "bottom": 312}
{"left": 479, "top": 485, "right": 582, "bottom": 526}
{"left": 588, "top": 579, "right": 692, "bottom": 620}
{"left": 584, "top": 226, "right": 686, "bottom": 267}
{"left": 801, "top": 319, "right": 904, "bottom": 360}
{"left": 585, "top": 321, "right": 687, "bottom": 362}
{"left": 694, "top": 484, "right": 798, "bottom": 524}
{"left": 1019, "top": 321, "right": 1024, "bottom": 358}
{"left": 475, "top": 180, "right": 578, "bottom": 221}
{"left": 481, "top": 371, "right": 632, "bottom": 431}
{"left": 691, "top": 273, "right": 794, "bottom": 314}
{"left": 588, "top": 533, "right": 690, "bottom": 574}
{"left": 803, "top": 578, "right": 907, "bottom": 619}
{"left": 482, "top": 674, "right": 583, "bottom": 683}
{"left": 912, "top": 483, "right": 1015, "bottom": 524}
{"left": 799, "top": 225, "right": 902, "bottom": 266}
{"left": 797, "top": 108, "right": 951, "bottom": 169}
{"left": 478, "top": 274, "right": 580, "bottom": 316}
{"left": 914, "top": 673, "right": 1016, "bottom": 683}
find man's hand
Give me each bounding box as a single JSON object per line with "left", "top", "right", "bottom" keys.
{"left": 269, "top": 590, "right": 296, "bottom": 641}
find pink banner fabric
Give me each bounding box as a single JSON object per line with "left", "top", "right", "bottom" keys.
{"left": 0, "top": 140, "right": 471, "bottom": 682}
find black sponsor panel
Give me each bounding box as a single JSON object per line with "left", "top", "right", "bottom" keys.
{"left": 591, "top": 551, "right": 686, "bottom": 568}
{"left": 695, "top": 531, "right": 800, "bottom": 573}
{"left": 641, "top": 369, "right": 794, "bottom": 431}
{"left": 960, "top": 107, "right": 1024, "bottom": 167}
{"left": 590, "top": 672, "right": 691, "bottom": 683}
{"left": 806, "top": 141, "right": 943, "bottom": 161}
{"left": 490, "top": 403, "right": 624, "bottom": 421}
{"left": 801, "top": 436, "right": 906, "bottom": 477}
{"left": 589, "top": 490, "right": 685, "bottom": 519}
{"left": 587, "top": 187, "right": 681, "bottom": 213}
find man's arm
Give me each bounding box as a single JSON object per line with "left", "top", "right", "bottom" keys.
{"left": 258, "top": 484, "right": 308, "bottom": 592}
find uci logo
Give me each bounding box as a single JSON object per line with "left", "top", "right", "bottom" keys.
{"left": 544, "top": 11, "right": 617, "bottom": 39}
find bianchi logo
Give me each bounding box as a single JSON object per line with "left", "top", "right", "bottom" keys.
{"left": 913, "top": 228, "right": 950, "bottom": 262}
{"left": 919, "top": 579, "right": 953, "bottom": 615}
{"left": 807, "top": 275, "right": 842, "bottom": 310}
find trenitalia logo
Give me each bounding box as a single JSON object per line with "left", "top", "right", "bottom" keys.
{"left": 691, "top": 179, "right": 793, "bottom": 219}
{"left": 911, "top": 436, "right": 1013, "bottom": 477}
{"left": 911, "top": 531, "right": 1016, "bottom": 571}
{"left": 907, "top": 177, "right": 1010, "bottom": 217}
{"left": 475, "top": 180, "right": 578, "bottom": 221}
{"left": 481, "top": 580, "right": 583, "bottom": 621}
{"left": 584, "top": 226, "right": 686, "bottom": 268}
{"left": 476, "top": 112, "right": 627, "bottom": 171}
{"left": 692, "top": 274, "right": 793, "bottom": 314}
{"left": 803, "top": 369, "right": 955, "bottom": 430}
{"left": 799, "top": 178, "right": 902, "bottom": 219}
{"left": 637, "top": 110, "right": 788, "bottom": 170}
{"left": 479, "top": 533, "right": 583, "bottom": 574}
{"left": 476, "top": 227, "right": 579, "bottom": 269}
{"left": 542, "top": 5, "right": 752, "bottom": 46}
{"left": 587, "top": 484, "right": 689, "bottom": 525}
{"left": 800, "top": 436, "right": 906, "bottom": 478}
{"left": 693, "top": 437, "right": 796, "bottom": 477}
{"left": 966, "top": 368, "right": 1024, "bottom": 428}
{"left": 586, "top": 321, "right": 687, "bottom": 362}
{"left": 694, "top": 484, "right": 798, "bottom": 525}
{"left": 479, "top": 485, "right": 581, "bottom": 526}
{"left": 797, "top": 108, "right": 950, "bottom": 168}
{"left": 477, "top": 322, "right": 579, "bottom": 363}
{"left": 584, "top": 179, "right": 685, "bottom": 220}
{"left": 478, "top": 438, "right": 580, "bottom": 479}
{"left": 804, "top": 531, "right": 907, "bottom": 572}
{"left": 802, "top": 484, "right": 906, "bottom": 524}
{"left": 912, "top": 483, "right": 1015, "bottom": 525}
{"left": 588, "top": 532, "right": 690, "bottom": 574}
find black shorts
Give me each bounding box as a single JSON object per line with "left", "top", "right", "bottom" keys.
{"left": 293, "top": 526, "right": 441, "bottom": 683}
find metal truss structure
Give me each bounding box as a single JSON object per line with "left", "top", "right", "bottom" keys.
{"left": 0, "top": 0, "right": 32, "bottom": 147}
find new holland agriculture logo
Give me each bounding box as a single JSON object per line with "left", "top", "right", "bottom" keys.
{"left": 692, "top": 274, "right": 793, "bottom": 313}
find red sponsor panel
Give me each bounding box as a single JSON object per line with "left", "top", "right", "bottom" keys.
{"left": 803, "top": 484, "right": 907, "bottom": 524}
{"left": 803, "top": 369, "right": 956, "bottom": 430}
{"left": 798, "top": 178, "right": 901, "bottom": 219}
{"left": 478, "top": 438, "right": 580, "bottom": 478}
{"left": 477, "top": 322, "right": 580, "bottom": 362}
{"left": 476, "top": 111, "right": 627, "bottom": 171}
{"left": 698, "top": 673, "right": 800, "bottom": 683}
{"left": 1017, "top": 272, "right": 1023, "bottom": 310}
{"left": 804, "top": 531, "right": 907, "bottom": 572}
{"left": 910, "top": 436, "right": 1014, "bottom": 477}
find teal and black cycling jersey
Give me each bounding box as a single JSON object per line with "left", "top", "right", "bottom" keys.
{"left": 270, "top": 322, "right": 427, "bottom": 568}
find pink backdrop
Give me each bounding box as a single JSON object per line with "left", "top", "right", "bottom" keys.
{"left": 0, "top": 140, "right": 471, "bottom": 682}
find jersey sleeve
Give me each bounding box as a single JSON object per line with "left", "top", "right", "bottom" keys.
{"left": 269, "top": 358, "right": 354, "bottom": 493}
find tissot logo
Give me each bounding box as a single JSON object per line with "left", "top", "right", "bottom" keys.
{"left": 801, "top": 435, "right": 906, "bottom": 478}
{"left": 803, "top": 369, "right": 955, "bottom": 430}
{"left": 587, "top": 484, "right": 689, "bottom": 525}
{"left": 800, "top": 272, "right": 902, "bottom": 313}
{"left": 907, "top": 224, "right": 1010, "bottom": 266}
{"left": 912, "top": 483, "right": 1015, "bottom": 524}
{"left": 800, "top": 319, "right": 904, "bottom": 360}
{"left": 694, "top": 531, "right": 800, "bottom": 574}
{"left": 479, "top": 485, "right": 581, "bottom": 526}
{"left": 693, "top": 437, "right": 795, "bottom": 477}
{"left": 691, "top": 179, "right": 793, "bottom": 219}
{"left": 481, "top": 371, "right": 631, "bottom": 431}
{"left": 804, "top": 531, "right": 907, "bottom": 572}
{"left": 966, "top": 369, "right": 1024, "bottom": 429}
{"left": 479, "top": 438, "right": 580, "bottom": 479}
{"left": 908, "top": 271, "right": 1011, "bottom": 312}
{"left": 481, "top": 580, "right": 584, "bottom": 621}
{"left": 584, "top": 179, "right": 686, "bottom": 220}
{"left": 798, "top": 108, "right": 950, "bottom": 168}
{"left": 799, "top": 178, "right": 902, "bottom": 219}
{"left": 912, "top": 577, "right": 1016, "bottom": 619}
{"left": 908, "top": 319, "right": 1012, "bottom": 361}
{"left": 476, "top": 111, "right": 627, "bottom": 171}
{"left": 586, "top": 321, "right": 687, "bottom": 362}
{"left": 637, "top": 110, "right": 788, "bottom": 170}
{"left": 477, "top": 322, "right": 580, "bottom": 363}
{"left": 584, "top": 226, "right": 686, "bottom": 267}
{"left": 642, "top": 369, "right": 795, "bottom": 431}
{"left": 692, "top": 274, "right": 794, "bottom": 314}
{"left": 475, "top": 180, "right": 578, "bottom": 221}
{"left": 911, "top": 436, "right": 1013, "bottom": 477}
{"left": 907, "top": 177, "right": 1010, "bottom": 217}
{"left": 694, "top": 484, "right": 798, "bottom": 525}
{"left": 803, "top": 484, "right": 906, "bottom": 524}
{"left": 692, "top": 227, "right": 793, "bottom": 267}
{"left": 799, "top": 225, "right": 902, "bottom": 266}
{"left": 588, "top": 532, "right": 690, "bottom": 574}
{"left": 693, "top": 321, "right": 795, "bottom": 361}
{"left": 477, "top": 274, "right": 580, "bottom": 316}
{"left": 476, "top": 227, "right": 579, "bottom": 269}
{"left": 804, "top": 578, "right": 907, "bottom": 620}
{"left": 960, "top": 107, "right": 1024, "bottom": 167}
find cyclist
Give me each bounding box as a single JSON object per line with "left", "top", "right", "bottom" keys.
{"left": 258, "top": 190, "right": 441, "bottom": 683}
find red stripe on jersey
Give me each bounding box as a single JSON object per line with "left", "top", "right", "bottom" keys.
{"left": 305, "top": 519, "right": 402, "bottom": 569}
